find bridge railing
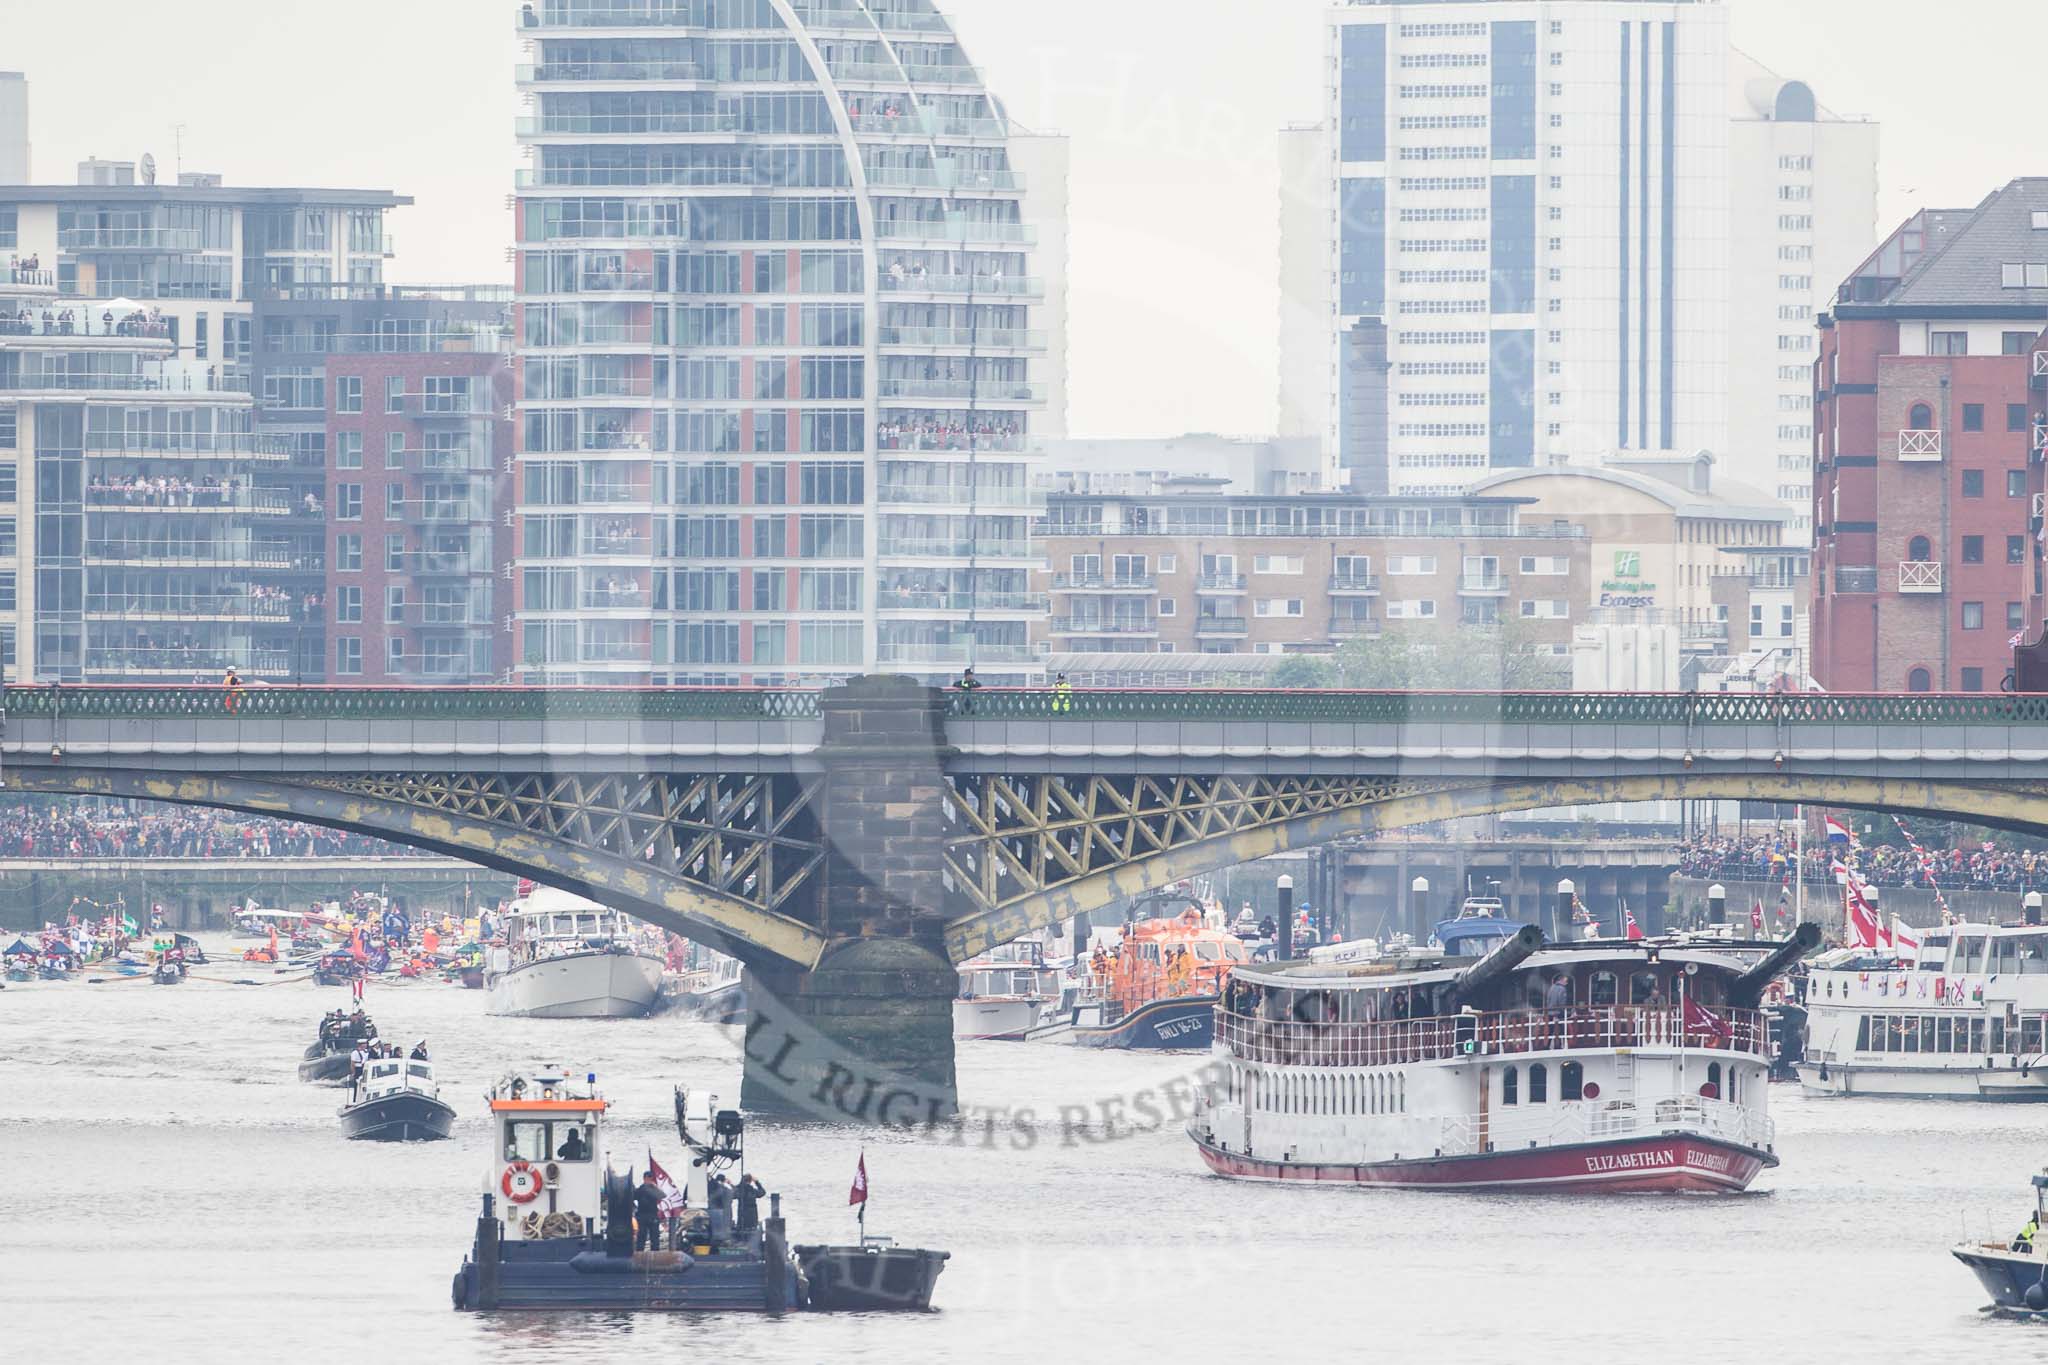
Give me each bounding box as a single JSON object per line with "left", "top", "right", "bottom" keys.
{"left": 946, "top": 689, "right": 2048, "bottom": 725}
{"left": 0, "top": 684, "right": 822, "bottom": 721}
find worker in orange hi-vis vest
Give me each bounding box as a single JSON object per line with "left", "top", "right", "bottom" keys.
{"left": 222, "top": 666, "right": 244, "bottom": 714}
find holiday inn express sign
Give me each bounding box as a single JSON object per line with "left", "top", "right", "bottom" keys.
{"left": 1599, "top": 549, "right": 1658, "bottom": 610}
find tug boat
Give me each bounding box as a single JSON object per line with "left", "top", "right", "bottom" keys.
{"left": 1798, "top": 918, "right": 2048, "bottom": 1101}
{"left": 338, "top": 1052, "right": 456, "bottom": 1142}
{"left": 1186, "top": 922, "right": 1820, "bottom": 1193}
{"left": 1953, "top": 1169, "right": 2048, "bottom": 1316}
{"left": 955, "top": 939, "right": 1062, "bottom": 1041}
{"left": 449, "top": 1074, "right": 946, "bottom": 1313}
{"left": 1068, "top": 909, "right": 1249, "bottom": 1050}
{"left": 484, "top": 887, "right": 664, "bottom": 1020}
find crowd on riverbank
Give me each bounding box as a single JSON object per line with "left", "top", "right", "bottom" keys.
{"left": 0, "top": 806, "right": 407, "bottom": 860}
{"left": 1678, "top": 834, "right": 2048, "bottom": 892}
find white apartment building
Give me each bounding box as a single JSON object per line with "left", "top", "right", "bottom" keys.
{"left": 1290, "top": 0, "right": 1735, "bottom": 496}
{"left": 1725, "top": 54, "right": 1878, "bottom": 544}
{"left": 512, "top": 0, "right": 1065, "bottom": 686}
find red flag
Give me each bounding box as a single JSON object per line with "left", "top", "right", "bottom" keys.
{"left": 1750, "top": 900, "right": 1764, "bottom": 934}
{"left": 1844, "top": 879, "right": 1883, "bottom": 949}
{"left": 1623, "top": 904, "right": 1644, "bottom": 941}
{"left": 848, "top": 1152, "right": 868, "bottom": 1207}
{"left": 1685, "top": 994, "right": 1733, "bottom": 1045}
{"left": 646, "top": 1150, "right": 688, "bottom": 1217}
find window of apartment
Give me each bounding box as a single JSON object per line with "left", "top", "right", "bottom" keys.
{"left": 1520, "top": 599, "right": 1568, "bottom": 619}
{"left": 387, "top": 432, "right": 406, "bottom": 469}
{"left": 1519, "top": 555, "right": 1568, "bottom": 575}
{"left": 1157, "top": 554, "right": 1177, "bottom": 574}
{"left": 335, "top": 376, "right": 362, "bottom": 414}
{"left": 1962, "top": 601, "right": 1984, "bottom": 631}
{"left": 2010, "top": 403, "right": 2032, "bottom": 432}
{"left": 1157, "top": 598, "right": 1176, "bottom": 617}
{"left": 386, "top": 375, "right": 405, "bottom": 413}
{"left": 2012, "top": 602, "right": 2028, "bottom": 630}
{"left": 1112, "top": 553, "right": 1149, "bottom": 583}
{"left": 2005, "top": 332, "right": 2038, "bottom": 356}
{"left": 1387, "top": 599, "right": 1437, "bottom": 620}
{"left": 2012, "top": 535, "right": 2029, "bottom": 565}
{"left": 1252, "top": 555, "right": 1303, "bottom": 575}
{"left": 1255, "top": 598, "right": 1304, "bottom": 618}
{"left": 1930, "top": 332, "right": 1968, "bottom": 356}
{"left": 2014, "top": 470, "right": 2032, "bottom": 498}
{"left": 1334, "top": 554, "right": 1373, "bottom": 583}
{"left": 1962, "top": 535, "right": 1984, "bottom": 564}
{"left": 335, "top": 637, "right": 362, "bottom": 676}
{"left": 386, "top": 485, "right": 405, "bottom": 521}
{"left": 2001, "top": 263, "right": 2048, "bottom": 288}
{"left": 1963, "top": 470, "right": 1985, "bottom": 497}
{"left": 385, "top": 534, "right": 404, "bottom": 571}
{"left": 335, "top": 533, "right": 362, "bottom": 572}
{"left": 334, "top": 431, "right": 362, "bottom": 470}
{"left": 386, "top": 585, "right": 405, "bottom": 624}
{"left": 1387, "top": 555, "right": 1437, "bottom": 576}
{"left": 336, "top": 483, "right": 362, "bottom": 520}
{"left": 1963, "top": 404, "right": 1985, "bottom": 432}
{"left": 335, "top": 586, "right": 363, "bottom": 624}
{"left": 1069, "top": 553, "right": 1101, "bottom": 581}
{"left": 1962, "top": 667, "right": 1985, "bottom": 692}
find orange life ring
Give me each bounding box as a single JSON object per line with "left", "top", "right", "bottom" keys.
{"left": 501, "top": 1161, "right": 545, "bottom": 1204}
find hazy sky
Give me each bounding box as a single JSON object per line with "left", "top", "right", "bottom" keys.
{"left": 7, "top": 0, "right": 2047, "bottom": 438}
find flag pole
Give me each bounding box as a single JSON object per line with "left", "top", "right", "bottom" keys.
{"left": 1794, "top": 805, "right": 1805, "bottom": 934}
{"left": 1677, "top": 967, "right": 1687, "bottom": 1102}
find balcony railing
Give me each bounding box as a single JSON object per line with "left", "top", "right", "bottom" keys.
{"left": 873, "top": 219, "right": 1037, "bottom": 245}
{"left": 1196, "top": 573, "right": 1248, "bottom": 592}
{"left": 1435, "top": 1094, "right": 1774, "bottom": 1161}
{"left": 0, "top": 313, "right": 175, "bottom": 341}
{"left": 831, "top": 61, "right": 984, "bottom": 89}
{"left": 1328, "top": 616, "right": 1381, "bottom": 638}
{"left": 1216, "top": 1005, "right": 1770, "bottom": 1069}
{"left": 1833, "top": 566, "right": 1878, "bottom": 594}
{"left": 878, "top": 273, "right": 1042, "bottom": 297}
{"left": 1050, "top": 573, "right": 1156, "bottom": 592}
{"left": 876, "top": 485, "right": 1039, "bottom": 507}
{"left": 1329, "top": 573, "right": 1381, "bottom": 594}
{"left": 85, "top": 488, "right": 292, "bottom": 514}
{"left": 577, "top": 534, "right": 650, "bottom": 557}
{"left": 875, "top": 642, "right": 1038, "bottom": 664}
{"left": 876, "top": 590, "right": 1047, "bottom": 613}
{"left": 1897, "top": 428, "right": 1942, "bottom": 460}
{"left": 877, "top": 325, "right": 1045, "bottom": 351}
{"left": 876, "top": 378, "right": 1044, "bottom": 403}
{"left": 518, "top": 61, "right": 707, "bottom": 84}
{"left": 878, "top": 538, "right": 1031, "bottom": 559}
{"left": 84, "top": 595, "right": 294, "bottom": 621}
{"left": 1194, "top": 615, "right": 1251, "bottom": 636}
{"left": 1457, "top": 573, "right": 1508, "bottom": 594}
{"left": 1898, "top": 560, "right": 1944, "bottom": 593}
{"left": 1050, "top": 617, "right": 1158, "bottom": 635}
{"left": 877, "top": 431, "right": 1027, "bottom": 454}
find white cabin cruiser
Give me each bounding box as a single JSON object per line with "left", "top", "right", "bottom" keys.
{"left": 485, "top": 887, "right": 664, "bottom": 1020}
{"left": 954, "top": 940, "right": 1062, "bottom": 1041}
{"left": 1799, "top": 916, "right": 2048, "bottom": 1100}
{"left": 339, "top": 1051, "right": 455, "bottom": 1142}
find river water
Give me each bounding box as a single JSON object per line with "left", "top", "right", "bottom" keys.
{"left": 4, "top": 940, "right": 2044, "bottom": 1363}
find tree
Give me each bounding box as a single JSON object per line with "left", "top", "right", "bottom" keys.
{"left": 1268, "top": 654, "right": 1337, "bottom": 690}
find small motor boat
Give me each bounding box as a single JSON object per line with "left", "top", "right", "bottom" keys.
{"left": 299, "top": 1009, "right": 377, "bottom": 1084}
{"left": 1954, "top": 1168, "right": 2048, "bottom": 1316}
{"left": 151, "top": 957, "right": 187, "bottom": 985}
{"left": 339, "top": 1052, "right": 455, "bottom": 1142}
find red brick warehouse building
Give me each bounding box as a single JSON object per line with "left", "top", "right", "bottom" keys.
{"left": 1811, "top": 180, "right": 2048, "bottom": 693}
{"left": 325, "top": 341, "right": 514, "bottom": 683}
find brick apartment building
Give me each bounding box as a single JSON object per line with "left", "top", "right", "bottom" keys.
{"left": 326, "top": 343, "right": 513, "bottom": 683}
{"left": 1812, "top": 180, "right": 2048, "bottom": 693}
{"left": 1034, "top": 490, "right": 1591, "bottom": 662}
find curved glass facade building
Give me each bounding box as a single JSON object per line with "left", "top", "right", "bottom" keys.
{"left": 514, "top": 0, "right": 1058, "bottom": 685}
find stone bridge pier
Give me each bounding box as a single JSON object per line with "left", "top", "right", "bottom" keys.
{"left": 740, "top": 677, "right": 961, "bottom": 1122}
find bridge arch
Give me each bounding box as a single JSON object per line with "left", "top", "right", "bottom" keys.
{"left": 3, "top": 767, "right": 828, "bottom": 969}
{"left": 941, "top": 769, "right": 2048, "bottom": 961}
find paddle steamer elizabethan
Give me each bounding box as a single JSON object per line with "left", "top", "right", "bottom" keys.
{"left": 1187, "top": 920, "right": 1819, "bottom": 1193}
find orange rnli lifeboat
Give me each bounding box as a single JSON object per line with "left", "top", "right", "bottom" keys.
{"left": 1071, "top": 904, "right": 1248, "bottom": 1051}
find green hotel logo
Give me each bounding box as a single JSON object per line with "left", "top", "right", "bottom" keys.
{"left": 1613, "top": 551, "right": 1641, "bottom": 579}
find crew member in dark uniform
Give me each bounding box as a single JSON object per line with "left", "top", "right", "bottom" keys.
{"left": 635, "top": 1171, "right": 664, "bottom": 1251}
{"left": 735, "top": 1173, "right": 766, "bottom": 1233}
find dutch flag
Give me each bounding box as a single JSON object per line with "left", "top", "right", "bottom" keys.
{"left": 1825, "top": 816, "right": 1851, "bottom": 845}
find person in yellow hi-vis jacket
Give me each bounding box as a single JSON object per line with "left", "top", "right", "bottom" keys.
{"left": 1052, "top": 672, "right": 1073, "bottom": 713}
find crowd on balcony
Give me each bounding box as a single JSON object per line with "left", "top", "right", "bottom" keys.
{"left": 589, "top": 575, "right": 644, "bottom": 606}
{"left": 0, "top": 304, "right": 172, "bottom": 339}
{"left": 878, "top": 416, "right": 1023, "bottom": 452}
{"left": 0, "top": 805, "right": 405, "bottom": 860}
{"left": 87, "top": 474, "right": 251, "bottom": 508}
{"left": 1677, "top": 833, "right": 2048, "bottom": 892}
{"left": 588, "top": 520, "right": 639, "bottom": 553}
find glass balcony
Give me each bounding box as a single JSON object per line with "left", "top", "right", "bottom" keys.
{"left": 1194, "top": 615, "right": 1251, "bottom": 636}
{"left": 877, "top": 325, "right": 1046, "bottom": 352}
{"left": 518, "top": 60, "right": 707, "bottom": 83}
{"left": 83, "top": 434, "right": 290, "bottom": 460}
{"left": 876, "top": 430, "right": 1028, "bottom": 454}
{"left": 578, "top": 532, "right": 652, "bottom": 557}
{"left": 1051, "top": 573, "right": 1155, "bottom": 592}
{"left": 831, "top": 61, "right": 984, "bottom": 88}
{"left": 86, "top": 647, "right": 291, "bottom": 678}
{"left": 873, "top": 219, "right": 1036, "bottom": 246}
{"left": 863, "top": 165, "right": 1024, "bottom": 194}
{"left": 876, "top": 642, "right": 1037, "bottom": 664}
{"left": 876, "top": 589, "right": 1046, "bottom": 613}
{"left": 1051, "top": 617, "right": 1158, "bottom": 636}
{"left": 517, "top": 113, "right": 743, "bottom": 136}
{"left": 1329, "top": 573, "right": 1381, "bottom": 594}
{"left": 878, "top": 272, "right": 1043, "bottom": 298}
{"left": 877, "top": 485, "right": 1039, "bottom": 507}
{"left": 877, "top": 378, "right": 1044, "bottom": 404}
{"left": 85, "top": 593, "right": 296, "bottom": 621}
{"left": 1456, "top": 574, "right": 1509, "bottom": 595}
{"left": 1196, "top": 573, "right": 1248, "bottom": 592}
{"left": 85, "top": 486, "right": 293, "bottom": 515}
{"left": 879, "top": 537, "right": 1032, "bottom": 559}
{"left": 57, "top": 226, "right": 207, "bottom": 252}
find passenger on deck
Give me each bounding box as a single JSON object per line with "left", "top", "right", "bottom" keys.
{"left": 410, "top": 1041, "right": 430, "bottom": 1061}
{"left": 707, "top": 1174, "right": 733, "bottom": 1241}
{"left": 736, "top": 1174, "right": 766, "bottom": 1233}
{"left": 2015, "top": 1212, "right": 2040, "bottom": 1253}
{"left": 558, "top": 1127, "right": 588, "bottom": 1161}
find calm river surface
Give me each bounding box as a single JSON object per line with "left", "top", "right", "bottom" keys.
{"left": 4, "top": 939, "right": 2045, "bottom": 1363}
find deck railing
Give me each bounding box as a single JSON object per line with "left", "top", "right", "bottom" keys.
{"left": 0, "top": 685, "right": 821, "bottom": 721}
{"left": 1217, "top": 1005, "right": 1770, "bottom": 1069}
